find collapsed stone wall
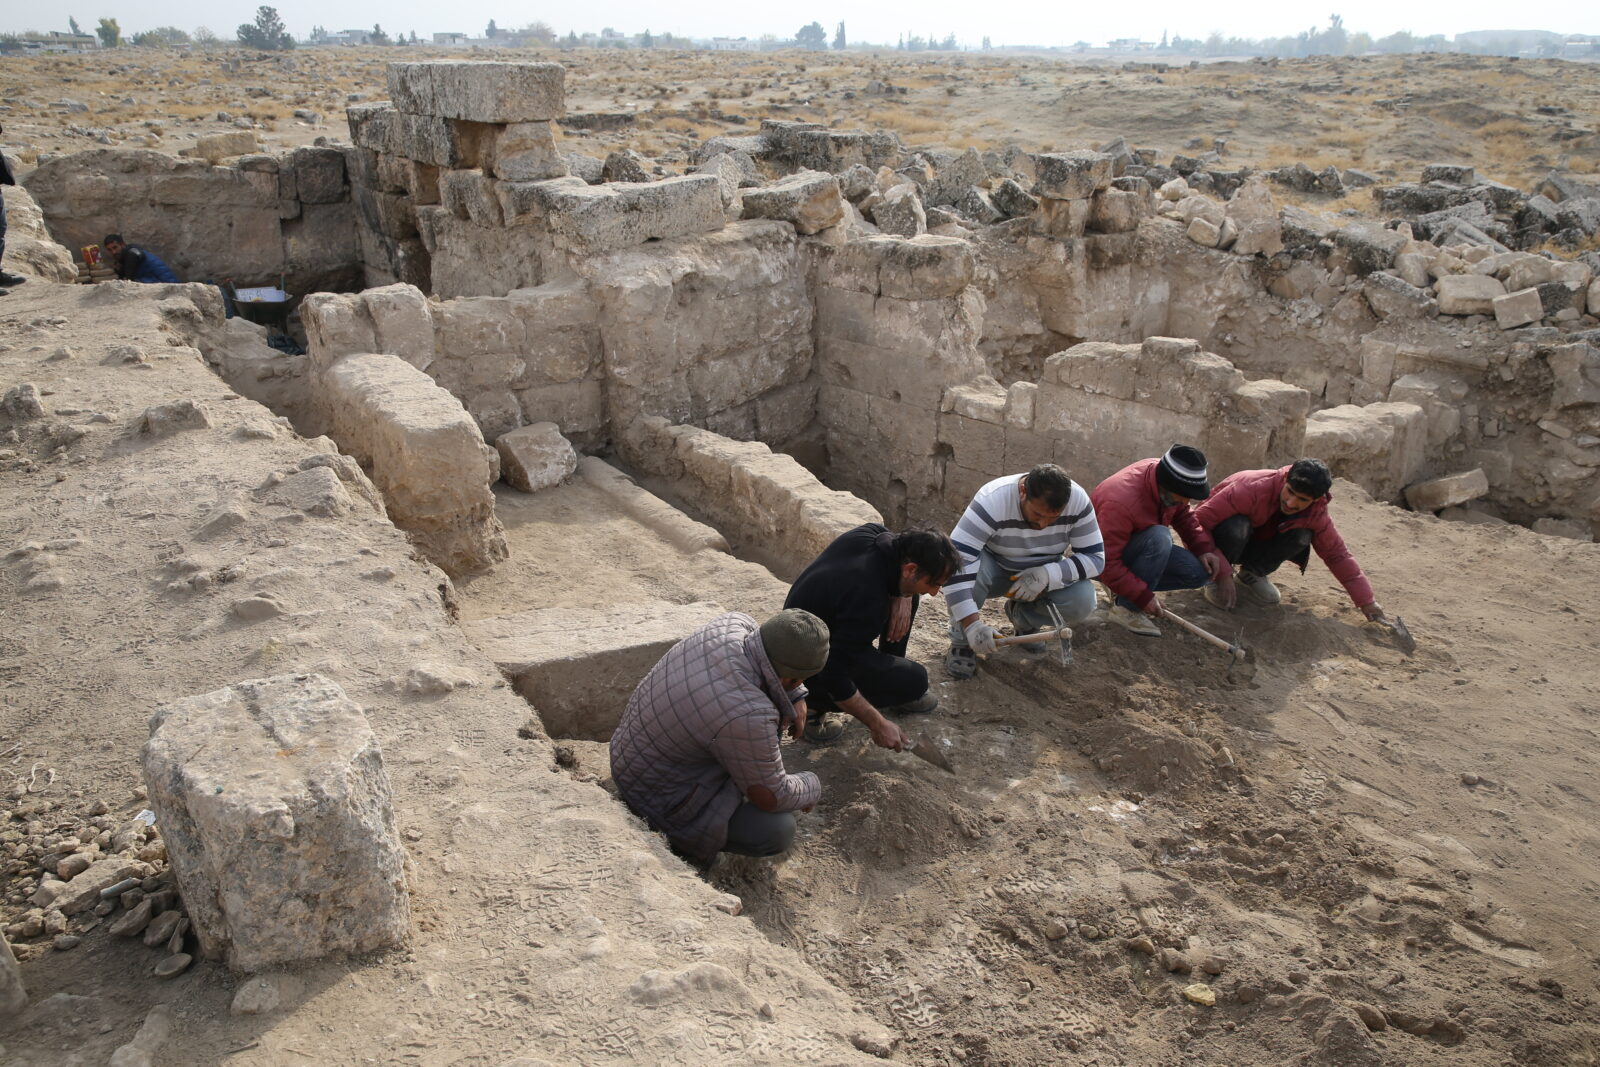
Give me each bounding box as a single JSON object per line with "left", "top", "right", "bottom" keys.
{"left": 24, "top": 147, "right": 360, "bottom": 294}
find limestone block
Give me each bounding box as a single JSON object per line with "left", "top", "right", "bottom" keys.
{"left": 0, "top": 185, "right": 77, "bottom": 284}
{"left": 1303, "top": 402, "right": 1427, "bottom": 503}
{"left": 740, "top": 171, "right": 845, "bottom": 235}
{"left": 1005, "top": 382, "right": 1037, "bottom": 429}
{"left": 696, "top": 153, "right": 745, "bottom": 210}
{"left": 496, "top": 422, "right": 577, "bottom": 493}
{"left": 0, "top": 935, "right": 24, "bottom": 1017}
{"left": 440, "top": 168, "right": 504, "bottom": 227}
{"left": 868, "top": 182, "right": 927, "bottom": 238}
{"left": 1364, "top": 272, "right": 1436, "bottom": 321}
{"left": 1225, "top": 175, "right": 1283, "bottom": 256}
{"left": 291, "top": 146, "right": 347, "bottom": 204}
{"left": 1405, "top": 468, "right": 1489, "bottom": 512}
{"left": 500, "top": 175, "right": 724, "bottom": 252}
{"left": 945, "top": 377, "right": 1006, "bottom": 423}
{"left": 387, "top": 62, "right": 565, "bottom": 124}
{"left": 1394, "top": 253, "right": 1432, "bottom": 289}
{"left": 464, "top": 603, "right": 725, "bottom": 740}
{"left": 1332, "top": 223, "right": 1407, "bottom": 277}
{"left": 192, "top": 131, "right": 258, "bottom": 159}
{"left": 876, "top": 235, "right": 975, "bottom": 300}
{"left": 602, "top": 149, "right": 652, "bottom": 184}
{"left": 991, "top": 178, "right": 1038, "bottom": 219}
{"left": 1089, "top": 189, "right": 1144, "bottom": 234}
{"left": 1436, "top": 274, "right": 1506, "bottom": 316}
{"left": 141, "top": 400, "right": 211, "bottom": 437}
{"left": 1034, "top": 151, "right": 1113, "bottom": 200}
{"left": 1045, "top": 341, "right": 1140, "bottom": 400}
{"left": 1547, "top": 344, "right": 1600, "bottom": 409}
{"left": 142, "top": 673, "right": 409, "bottom": 972}
{"left": 490, "top": 121, "right": 568, "bottom": 181}
{"left": 956, "top": 186, "right": 1004, "bottom": 225}
{"left": 1158, "top": 176, "right": 1189, "bottom": 201}
{"left": 939, "top": 412, "right": 1007, "bottom": 472}
{"left": 320, "top": 352, "right": 507, "bottom": 576}
{"left": 1493, "top": 287, "right": 1543, "bottom": 330}
{"left": 361, "top": 284, "right": 436, "bottom": 371}
{"left": 283, "top": 202, "right": 362, "bottom": 295}
{"left": 1178, "top": 195, "right": 1226, "bottom": 227}
{"left": 1537, "top": 280, "right": 1585, "bottom": 316}
{"left": 1187, "top": 216, "right": 1222, "bottom": 248}
{"left": 1035, "top": 196, "right": 1090, "bottom": 238}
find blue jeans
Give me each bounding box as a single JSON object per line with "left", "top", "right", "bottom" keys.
{"left": 1113, "top": 525, "right": 1211, "bottom": 610}
{"left": 949, "top": 549, "right": 1099, "bottom": 647}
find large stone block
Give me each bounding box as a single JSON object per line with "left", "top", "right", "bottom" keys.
{"left": 362, "top": 283, "right": 436, "bottom": 371}
{"left": 320, "top": 352, "right": 508, "bottom": 576}
{"left": 1332, "top": 223, "right": 1406, "bottom": 277}
{"left": 387, "top": 62, "right": 566, "bottom": 124}
{"left": 496, "top": 421, "right": 577, "bottom": 492}
{"left": 1034, "top": 151, "right": 1113, "bottom": 200}
{"left": 500, "top": 175, "right": 724, "bottom": 252}
{"left": 740, "top": 170, "right": 845, "bottom": 235}
{"left": 291, "top": 146, "right": 348, "bottom": 204}
{"left": 871, "top": 183, "right": 927, "bottom": 237}
{"left": 1303, "top": 402, "right": 1427, "bottom": 503}
{"left": 440, "top": 168, "right": 504, "bottom": 227}
{"left": 142, "top": 673, "right": 409, "bottom": 972}
{"left": 1405, "top": 468, "right": 1489, "bottom": 512}
{"left": 1493, "top": 287, "right": 1543, "bottom": 330}
{"left": 1226, "top": 175, "right": 1283, "bottom": 256}
{"left": 489, "top": 121, "right": 568, "bottom": 181}
{"left": 464, "top": 603, "right": 724, "bottom": 740}
{"left": 1436, "top": 273, "right": 1507, "bottom": 316}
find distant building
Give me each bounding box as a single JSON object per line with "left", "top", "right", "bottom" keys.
{"left": 432, "top": 32, "right": 468, "bottom": 45}
{"left": 324, "top": 28, "right": 370, "bottom": 46}
{"left": 13, "top": 32, "right": 98, "bottom": 53}
{"left": 709, "top": 37, "right": 750, "bottom": 51}
{"left": 1107, "top": 38, "right": 1156, "bottom": 52}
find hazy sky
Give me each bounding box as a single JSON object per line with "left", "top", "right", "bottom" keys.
{"left": 8, "top": 0, "right": 1597, "bottom": 46}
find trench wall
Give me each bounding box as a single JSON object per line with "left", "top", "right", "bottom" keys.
{"left": 24, "top": 147, "right": 361, "bottom": 294}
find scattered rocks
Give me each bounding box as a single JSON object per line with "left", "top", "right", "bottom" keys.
{"left": 1183, "top": 984, "right": 1217, "bottom": 1006}
{"left": 2, "top": 383, "right": 47, "bottom": 421}
{"left": 139, "top": 400, "right": 211, "bottom": 437}
{"left": 152, "top": 952, "right": 192, "bottom": 979}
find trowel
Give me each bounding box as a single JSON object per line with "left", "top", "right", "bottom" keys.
{"left": 1371, "top": 613, "right": 1417, "bottom": 655}
{"left": 903, "top": 731, "right": 955, "bottom": 773}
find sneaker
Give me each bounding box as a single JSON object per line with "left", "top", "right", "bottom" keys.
{"left": 804, "top": 710, "right": 848, "bottom": 744}
{"left": 0, "top": 271, "right": 25, "bottom": 287}
{"left": 1237, "top": 569, "right": 1281, "bottom": 605}
{"left": 1003, "top": 599, "right": 1045, "bottom": 655}
{"left": 1203, "top": 583, "right": 1231, "bottom": 609}
{"left": 881, "top": 693, "right": 939, "bottom": 716}
{"left": 1107, "top": 603, "right": 1161, "bottom": 637}
{"left": 944, "top": 644, "right": 977, "bottom": 680}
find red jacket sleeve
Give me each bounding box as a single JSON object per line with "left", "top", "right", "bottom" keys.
{"left": 1095, "top": 497, "right": 1155, "bottom": 609}
{"left": 1308, "top": 511, "right": 1374, "bottom": 607}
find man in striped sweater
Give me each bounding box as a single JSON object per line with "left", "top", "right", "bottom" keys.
{"left": 943, "top": 464, "right": 1105, "bottom": 680}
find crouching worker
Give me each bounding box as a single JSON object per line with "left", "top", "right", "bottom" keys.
{"left": 610, "top": 610, "right": 828, "bottom": 868}
{"left": 944, "top": 463, "right": 1105, "bottom": 680}
{"left": 1092, "top": 444, "right": 1233, "bottom": 637}
{"left": 785, "top": 524, "right": 960, "bottom": 746}
{"left": 1195, "top": 458, "right": 1386, "bottom": 620}
{"left": 104, "top": 234, "right": 180, "bottom": 284}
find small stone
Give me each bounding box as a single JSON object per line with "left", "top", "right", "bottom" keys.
{"left": 1183, "top": 984, "right": 1217, "bottom": 1006}
{"left": 1264, "top": 833, "right": 1286, "bottom": 849}
{"left": 711, "top": 893, "right": 742, "bottom": 916}
{"left": 153, "top": 953, "right": 192, "bottom": 979}
{"left": 93, "top": 900, "right": 115, "bottom": 917}
{"left": 57, "top": 853, "right": 94, "bottom": 879}
{"left": 1158, "top": 948, "right": 1193, "bottom": 974}
{"left": 1288, "top": 969, "right": 1311, "bottom": 985}
{"left": 52, "top": 934, "right": 81, "bottom": 951}
{"left": 110, "top": 898, "right": 155, "bottom": 937}
{"left": 1198, "top": 954, "right": 1226, "bottom": 975}
{"left": 42, "top": 910, "right": 67, "bottom": 936}
{"left": 1125, "top": 935, "right": 1157, "bottom": 954}
{"left": 143, "top": 910, "right": 183, "bottom": 948}
{"left": 1044, "top": 920, "right": 1069, "bottom": 940}
{"left": 1460, "top": 772, "right": 1480, "bottom": 786}
{"left": 166, "top": 917, "right": 189, "bottom": 955}
{"left": 232, "top": 595, "right": 286, "bottom": 621}
{"left": 230, "top": 974, "right": 285, "bottom": 1015}
{"left": 1235, "top": 985, "right": 1261, "bottom": 1004}
{"left": 1351, "top": 1001, "right": 1387, "bottom": 1031}
{"left": 759, "top": 1002, "right": 774, "bottom": 1019}
{"left": 1079, "top": 924, "right": 1102, "bottom": 940}
{"left": 88, "top": 799, "right": 110, "bottom": 816}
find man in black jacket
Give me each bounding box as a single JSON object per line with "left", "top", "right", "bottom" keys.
{"left": 0, "top": 123, "right": 30, "bottom": 296}
{"left": 783, "top": 524, "right": 960, "bottom": 749}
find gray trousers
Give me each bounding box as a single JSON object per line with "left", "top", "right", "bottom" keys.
{"left": 949, "top": 549, "right": 1098, "bottom": 647}
{"left": 723, "top": 801, "right": 796, "bottom": 857}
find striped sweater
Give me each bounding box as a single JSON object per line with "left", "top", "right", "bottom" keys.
{"left": 944, "top": 473, "right": 1106, "bottom": 622}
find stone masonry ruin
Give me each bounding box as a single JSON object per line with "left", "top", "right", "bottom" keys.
{"left": 7, "top": 54, "right": 1600, "bottom": 1063}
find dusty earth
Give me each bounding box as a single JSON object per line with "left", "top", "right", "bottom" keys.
{"left": 3, "top": 47, "right": 1598, "bottom": 200}
{"left": 2, "top": 44, "right": 1600, "bottom": 1067}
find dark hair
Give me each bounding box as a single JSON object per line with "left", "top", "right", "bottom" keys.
{"left": 103, "top": 233, "right": 126, "bottom": 246}
{"left": 1287, "top": 458, "right": 1333, "bottom": 499}
{"left": 894, "top": 527, "right": 961, "bottom": 584}
{"left": 1022, "top": 463, "right": 1073, "bottom": 510}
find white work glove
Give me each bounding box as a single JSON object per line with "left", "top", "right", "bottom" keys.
{"left": 1010, "top": 566, "right": 1054, "bottom": 602}
{"left": 963, "top": 620, "right": 999, "bottom": 655}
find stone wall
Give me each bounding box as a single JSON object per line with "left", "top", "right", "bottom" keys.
{"left": 24, "top": 147, "right": 359, "bottom": 294}
{"left": 619, "top": 416, "right": 881, "bottom": 575}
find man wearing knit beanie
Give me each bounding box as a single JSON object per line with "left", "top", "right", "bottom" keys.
{"left": 610, "top": 610, "right": 829, "bottom": 868}
{"left": 1090, "top": 445, "right": 1234, "bottom": 637}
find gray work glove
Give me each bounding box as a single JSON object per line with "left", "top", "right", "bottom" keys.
{"left": 963, "top": 620, "right": 999, "bottom": 655}
{"left": 1009, "top": 566, "right": 1053, "bottom": 602}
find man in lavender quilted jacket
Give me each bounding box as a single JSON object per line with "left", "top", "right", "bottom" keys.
{"left": 610, "top": 609, "right": 829, "bottom": 867}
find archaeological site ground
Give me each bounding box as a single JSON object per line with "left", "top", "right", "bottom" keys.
{"left": 1, "top": 44, "right": 1599, "bottom": 1066}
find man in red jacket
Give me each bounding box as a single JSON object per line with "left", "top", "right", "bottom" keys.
{"left": 1194, "top": 458, "right": 1386, "bottom": 619}
{"left": 1091, "top": 445, "right": 1233, "bottom": 637}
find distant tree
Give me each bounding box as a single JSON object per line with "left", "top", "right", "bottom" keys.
{"left": 1158, "top": 29, "right": 1167, "bottom": 49}
{"left": 486, "top": 19, "right": 498, "bottom": 38}
{"left": 641, "top": 28, "right": 654, "bottom": 47}
{"left": 237, "top": 6, "right": 292, "bottom": 49}
{"left": 369, "top": 23, "right": 391, "bottom": 45}
{"left": 0, "top": 35, "right": 24, "bottom": 54}
{"left": 795, "top": 21, "right": 827, "bottom": 50}
{"left": 940, "top": 33, "right": 956, "bottom": 50}
{"left": 193, "top": 24, "right": 217, "bottom": 45}
{"left": 981, "top": 35, "right": 991, "bottom": 50}
{"left": 517, "top": 21, "right": 555, "bottom": 45}
{"left": 833, "top": 21, "right": 845, "bottom": 50}
{"left": 563, "top": 30, "right": 578, "bottom": 48}
{"left": 133, "top": 26, "right": 192, "bottom": 46}
{"left": 96, "top": 17, "right": 121, "bottom": 47}
{"left": 69, "top": 16, "right": 84, "bottom": 35}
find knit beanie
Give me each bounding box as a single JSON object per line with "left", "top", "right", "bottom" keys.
{"left": 759, "top": 609, "right": 830, "bottom": 679}
{"left": 1155, "top": 444, "right": 1211, "bottom": 500}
